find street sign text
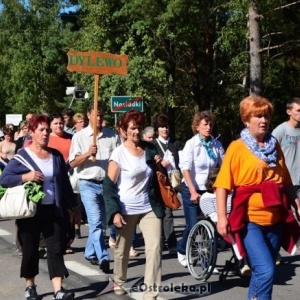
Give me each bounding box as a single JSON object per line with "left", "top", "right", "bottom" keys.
{"left": 111, "top": 96, "right": 144, "bottom": 112}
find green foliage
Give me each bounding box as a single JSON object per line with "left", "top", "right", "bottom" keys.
{"left": 1, "top": 0, "right": 300, "bottom": 145}
{"left": 0, "top": 0, "right": 75, "bottom": 118}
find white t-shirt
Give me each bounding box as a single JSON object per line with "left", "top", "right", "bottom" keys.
{"left": 25, "top": 148, "right": 55, "bottom": 205}
{"left": 109, "top": 144, "right": 152, "bottom": 215}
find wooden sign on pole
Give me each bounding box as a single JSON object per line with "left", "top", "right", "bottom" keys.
{"left": 67, "top": 50, "right": 128, "bottom": 75}
{"left": 67, "top": 50, "right": 128, "bottom": 161}
{"left": 93, "top": 74, "right": 99, "bottom": 153}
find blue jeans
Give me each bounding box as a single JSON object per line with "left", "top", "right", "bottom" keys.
{"left": 79, "top": 180, "right": 109, "bottom": 263}
{"left": 177, "top": 182, "right": 201, "bottom": 254}
{"left": 241, "top": 222, "right": 282, "bottom": 300}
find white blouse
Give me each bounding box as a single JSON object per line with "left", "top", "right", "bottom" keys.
{"left": 179, "top": 135, "right": 224, "bottom": 190}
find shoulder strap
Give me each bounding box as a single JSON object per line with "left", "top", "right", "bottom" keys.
{"left": 156, "top": 139, "right": 166, "bottom": 154}
{"left": 14, "top": 154, "right": 34, "bottom": 171}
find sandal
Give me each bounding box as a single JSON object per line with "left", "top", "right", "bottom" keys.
{"left": 129, "top": 247, "right": 138, "bottom": 257}
{"left": 109, "top": 237, "right": 116, "bottom": 250}
{"left": 113, "top": 284, "right": 126, "bottom": 295}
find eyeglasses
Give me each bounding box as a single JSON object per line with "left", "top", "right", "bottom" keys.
{"left": 76, "top": 120, "right": 85, "bottom": 124}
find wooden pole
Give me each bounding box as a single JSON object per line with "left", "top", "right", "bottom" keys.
{"left": 92, "top": 74, "right": 99, "bottom": 162}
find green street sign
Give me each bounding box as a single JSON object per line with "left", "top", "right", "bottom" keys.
{"left": 111, "top": 96, "right": 144, "bottom": 113}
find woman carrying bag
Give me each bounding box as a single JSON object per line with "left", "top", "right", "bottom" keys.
{"left": 152, "top": 113, "right": 183, "bottom": 254}
{"left": 0, "top": 114, "right": 80, "bottom": 300}
{"left": 103, "top": 109, "right": 164, "bottom": 298}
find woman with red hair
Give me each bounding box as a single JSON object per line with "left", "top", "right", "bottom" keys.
{"left": 103, "top": 109, "right": 164, "bottom": 298}
{"left": 0, "top": 114, "right": 80, "bottom": 300}
{"left": 215, "top": 96, "right": 300, "bottom": 300}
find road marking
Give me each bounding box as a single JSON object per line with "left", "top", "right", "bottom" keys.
{"left": 64, "top": 261, "right": 102, "bottom": 276}
{"left": 0, "top": 229, "right": 11, "bottom": 236}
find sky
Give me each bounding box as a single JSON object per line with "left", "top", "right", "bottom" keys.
{"left": 0, "top": 2, "right": 80, "bottom": 13}
{"left": 60, "top": 4, "right": 80, "bottom": 14}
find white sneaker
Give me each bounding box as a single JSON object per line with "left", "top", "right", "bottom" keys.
{"left": 208, "top": 266, "right": 220, "bottom": 274}
{"left": 177, "top": 252, "right": 187, "bottom": 267}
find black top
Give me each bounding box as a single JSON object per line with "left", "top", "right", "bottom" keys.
{"left": 152, "top": 138, "right": 183, "bottom": 170}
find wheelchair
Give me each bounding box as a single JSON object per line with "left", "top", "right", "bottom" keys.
{"left": 186, "top": 217, "right": 243, "bottom": 282}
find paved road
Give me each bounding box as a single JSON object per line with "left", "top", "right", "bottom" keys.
{"left": 1, "top": 207, "right": 300, "bottom": 299}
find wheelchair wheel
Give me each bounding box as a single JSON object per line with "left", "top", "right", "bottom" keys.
{"left": 186, "top": 219, "right": 218, "bottom": 281}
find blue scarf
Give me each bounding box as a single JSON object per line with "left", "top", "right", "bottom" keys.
{"left": 198, "top": 135, "right": 217, "bottom": 161}
{"left": 240, "top": 128, "right": 277, "bottom": 167}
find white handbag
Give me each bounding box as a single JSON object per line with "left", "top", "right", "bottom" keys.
{"left": 169, "top": 169, "right": 182, "bottom": 190}
{"left": 0, "top": 155, "right": 37, "bottom": 220}
{"left": 69, "top": 170, "right": 79, "bottom": 193}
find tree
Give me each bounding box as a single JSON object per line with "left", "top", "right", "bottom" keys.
{"left": 248, "top": 0, "right": 262, "bottom": 95}
{"left": 0, "top": 0, "right": 76, "bottom": 118}
{"left": 247, "top": 0, "right": 300, "bottom": 99}
{"left": 214, "top": 0, "right": 300, "bottom": 142}
{"left": 1, "top": 0, "right": 300, "bottom": 144}
{"left": 68, "top": 0, "right": 231, "bottom": 140}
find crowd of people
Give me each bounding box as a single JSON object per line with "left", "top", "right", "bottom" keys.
{"left": 0, "top": 95, "right": 300, "bottom": 300}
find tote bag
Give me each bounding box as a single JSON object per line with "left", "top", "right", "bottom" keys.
{"left": 0, "top": 155, "right": 37, "bottom": 219}
{"left": 0, "top": 182, "right": 37, "bottom": 219}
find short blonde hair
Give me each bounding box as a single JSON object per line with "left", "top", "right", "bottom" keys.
{"left": 239, "top": 96, "right": 273, "bottom": 123}
{"left": 73, "top": 113, "right": 86, "bottom": 123}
